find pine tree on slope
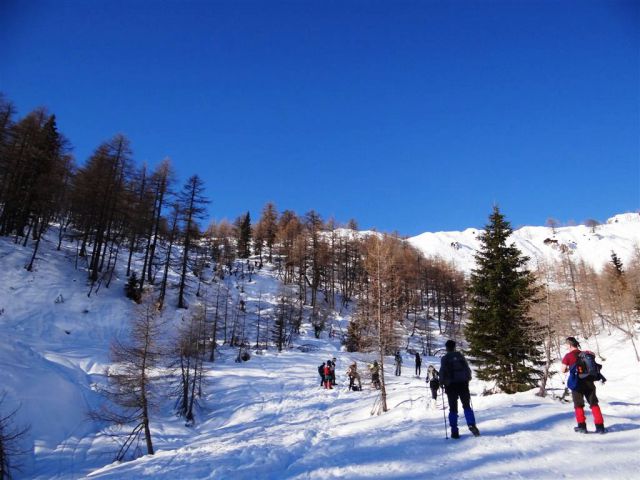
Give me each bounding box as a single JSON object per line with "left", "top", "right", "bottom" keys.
{"left": 465, "top": 206, "right": 544, "bottom": 394}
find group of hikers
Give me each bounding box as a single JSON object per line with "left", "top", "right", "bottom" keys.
{"left": 317, "top": 335, "right": 606, "bottom": 438}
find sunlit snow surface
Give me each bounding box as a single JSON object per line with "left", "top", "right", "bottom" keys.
{"left": 0, "top": 214, "right": 639, "bottom": 479}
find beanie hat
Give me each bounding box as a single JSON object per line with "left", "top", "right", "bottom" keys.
{"left": 566, "top": 336, "right": 580, "bottom": 348}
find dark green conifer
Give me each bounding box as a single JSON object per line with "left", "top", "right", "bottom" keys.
{"left": 236, "top": 212, "right": 252, "bottom": 259}
{"left": 465, "top": 206, "right": 543, "bottom": 393}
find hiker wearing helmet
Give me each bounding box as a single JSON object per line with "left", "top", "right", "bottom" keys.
{"left": 561, "top": 336, "right": 606, "bottom": 434}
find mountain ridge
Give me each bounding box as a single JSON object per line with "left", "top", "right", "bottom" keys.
{"left": 408, "top": 211, "right": 640, "bottom": 273}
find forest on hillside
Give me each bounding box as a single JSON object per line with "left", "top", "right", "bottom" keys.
{"left": 1, "top": 93, "right": 638, "bottom": 360}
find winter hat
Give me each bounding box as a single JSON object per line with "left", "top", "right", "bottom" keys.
{"left": 566, "top": 337, "right": 580, "bottom": 348}
{"left": 445, "top": 340, "right": 456, "bottom": 352}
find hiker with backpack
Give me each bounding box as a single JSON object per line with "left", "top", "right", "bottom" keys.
{"left": 369, "top": 361, "right": 381, "bottom": 389}
{"left": 346, "top": 361, "right": 362, "bottom": 391}
{"left": 318, "top": 362, "right": 326, "bottom": 387}
{"left": 323, "top": 360, "right": 333, "bottom": 389}
{"left": 425, "top": 364, "right": 440, "bottom": 408}
{"left": 394, "top": 351, "right": 402, "bottom": 376}
{"left": 561, "top": 336, "right": 606, "bottom": 434}
{"left": 439, "top": 340, "right": 480, "bottom": 439}
{"left": 415, "top": 352, "right": 422, "bottom": 377}
{"left": 331, "top": 357, "right": 337, "bottom": 386}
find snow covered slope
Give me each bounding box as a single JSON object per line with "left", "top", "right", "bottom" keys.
{"left": 1, "top": 215, "right": 640, "bottom": 479}
{"left": 408, "top": 212, "right": 640, "bottom": 273}
{"left": 85, "top": 331, "right": 640, "bottom": 480}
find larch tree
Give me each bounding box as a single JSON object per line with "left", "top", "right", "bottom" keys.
{"left": 357, "top": 233, "right": 406, "bottom": 413}
{"left": 177, "top": 175, "right": 209, "bottom": 309}
{"left": 465, "top": 206, "right": 544, "bottom": 394}
{"left": 95, "top": 300, "right": 163, "bottom": 461}
{"left": 256, "top": 202, "right": 278, "bottom": 262}
{"left": 0, "top": 392, "right": 30, "bottom": 480}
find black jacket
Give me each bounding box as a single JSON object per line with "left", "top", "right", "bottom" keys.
{"left": 439, "top": 351, "right": 472, "bottom": 387}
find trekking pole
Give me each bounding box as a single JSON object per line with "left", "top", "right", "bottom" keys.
{"left": 441, "top": 385, "right": 448, "bottom": 439}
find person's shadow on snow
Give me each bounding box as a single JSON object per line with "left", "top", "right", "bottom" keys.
{"left": 606, "top": 423, "right": 640, "bottom": 433}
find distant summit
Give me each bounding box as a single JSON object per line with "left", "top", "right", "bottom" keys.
{"left": 409, "top": 212, "right": 640, "bottom": 274}
{"left": 607, "top": 212, "right": 640, "bottom": 224}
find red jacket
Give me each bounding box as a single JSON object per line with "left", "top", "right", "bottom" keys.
{"left": 562, "top": 349, "right": 580, "bottom": 369}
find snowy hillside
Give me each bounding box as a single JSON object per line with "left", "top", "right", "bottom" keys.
{"left": 1, "top": 216, "right": 640, "bottom": 479}
{"left": 408, "top": 212, "right": 640, "bottom": 273}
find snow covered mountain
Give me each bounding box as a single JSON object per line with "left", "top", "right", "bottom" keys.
{"left": 1, "top": 213, "right": 639, "bottom": 479}
{"left": 408, "top": 212, "right": 640, "bottom": 273}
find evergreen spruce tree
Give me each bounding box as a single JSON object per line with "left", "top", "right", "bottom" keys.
{"left": 465, "top": 206, "right": 543, "bottom": 393}
{"left": 236, "top": 212, "right": 252, "bottom": 259}
{"left": 610, "top": 251, "right": 624, "bottom": 277}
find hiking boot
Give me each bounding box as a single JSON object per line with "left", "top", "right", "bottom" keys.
{"left": 469, "top": 425, "right": 480, "bottom": 437}
{"left": 595, "top": 424, "right": 606, "bottom": 434}
{"left": 451, "top": 429, "right": 460, "bottom": 439}
{"left": 574, "top": 422, "right": 588, "bottom": 434}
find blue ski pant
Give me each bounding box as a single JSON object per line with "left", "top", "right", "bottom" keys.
{"left": 445, "top": 382, "right": 476, "bottom": 428}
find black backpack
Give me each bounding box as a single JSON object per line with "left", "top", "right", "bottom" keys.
{"left": 575, "top": 351, "right": 602, "bottom": 380}
{"left": 446, "top": 352, "right": 472, "bottom": 384}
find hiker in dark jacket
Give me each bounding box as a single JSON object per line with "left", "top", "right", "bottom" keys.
{"left": 415, "top": 352, "right": 422, "bottom": 377}
{"left": 346, "top": 362, "right": 362, "bottom": 391}
{"left": 439, "top": 340, "right": 479, "bottom": 439}
{"left": 561, "top": 336, "right": 606, "bottom": 434}
{"left": 318, "top": 362, "right": 326, "bottom": 387}
{"left": 330, "top": 357, "right": 337, "bottom": 386}
{"left": 394, "top": 351, "right": 402, "bottom": 376}
{"left": 369, "top": 361, "right": 381, "bottom": 389}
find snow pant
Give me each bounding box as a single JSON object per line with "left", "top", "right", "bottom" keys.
{"left": 572, "top": 379, "right": 604, "bottom": 426}
{"left": 349, "top": 373, "right": 362, "bottom": 390}
{"left": 395, "top": 364, "right": 401, "bottom": 376}
{"left": 430, "top": 386, "right": 439, "bottom": 400}
{"left": 445, "top": 382, "right": 476, "bottom": 431}
{"left": 324, "top": 375, "right": 333, "bottom": 389}
{"left": 372, "top": 373, "right": 380, "bottom": 389}
{"left": 415, "top": 364, "right": 421, "bottom": 376}
{"left": 319, "top": 374, "right": 324, "bottom": 386}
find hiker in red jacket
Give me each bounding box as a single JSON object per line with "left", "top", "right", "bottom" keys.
{"left": 323, "top": 360, "right": 333, "bottom": 389}
{"left": 561, "top": 336, "right": 606, "bottom": 434}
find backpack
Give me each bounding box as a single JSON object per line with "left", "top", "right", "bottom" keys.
{"left": 567, "top": 350, "right": 604, "bottom": 391}
{"left": 576, "top": 351, "right": 602, "bottom": 380}
{"left": 443, "top": 352, "right": 471, "bottom": 385}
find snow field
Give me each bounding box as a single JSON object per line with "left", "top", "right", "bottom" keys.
{"left": 86, "top": 336, "right": 640, "bottom": 480}
{"left": 1, "top": 215, "right": 640, "bottom": 479}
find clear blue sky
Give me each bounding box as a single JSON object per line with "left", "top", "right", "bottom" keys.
{"left": 1, "top": 0, "right": 638, "bottom": 235}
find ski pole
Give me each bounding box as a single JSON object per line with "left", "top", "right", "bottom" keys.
{"left": 441, "top": 385, "right": 448, "bottom": 439}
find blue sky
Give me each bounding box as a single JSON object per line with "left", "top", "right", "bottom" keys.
{"left": 1, "top": 0, "right": 638, "bottom": 235}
